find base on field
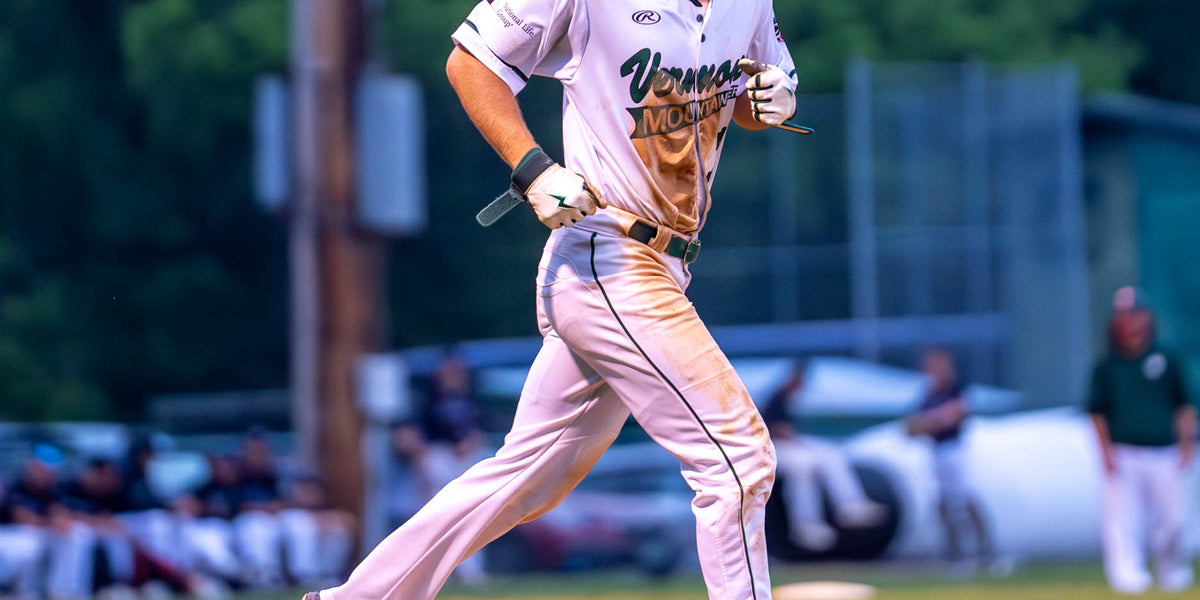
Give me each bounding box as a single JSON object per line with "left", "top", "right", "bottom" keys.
{"left": 772, "top": 581, "right": 877, "bottom": 600}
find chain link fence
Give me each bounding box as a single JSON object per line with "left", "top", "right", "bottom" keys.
{"left": 689, "top": 60, "right": 1089, "bottom": 407}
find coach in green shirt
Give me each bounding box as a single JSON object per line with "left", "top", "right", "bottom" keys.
{"left": 1087, "top": 286, "right": 1196, "bottom": 594}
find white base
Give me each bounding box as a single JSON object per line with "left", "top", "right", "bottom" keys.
{"left": 772, "top": 581, "right": 877, "bottom": 600}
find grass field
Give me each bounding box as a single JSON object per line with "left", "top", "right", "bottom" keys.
{"left": 247, "top": 562, "right": 1200, "bottom": 599}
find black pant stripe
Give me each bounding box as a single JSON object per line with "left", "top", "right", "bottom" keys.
{"left": 588, "top": 233, "right": 758, "bottom": 600}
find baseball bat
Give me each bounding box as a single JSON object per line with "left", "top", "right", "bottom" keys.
{"left": 475, "top": 188, "right": 525, "bottom": 227}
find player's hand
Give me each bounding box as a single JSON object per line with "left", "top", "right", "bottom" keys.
{"left": 737, "top": 58, "right": 796, "bottom": 127}
{"left": 512, "top": 147, "right": 604, "bottom": 229}
{"left": 526, "top": 164, "right": 604, "bottom": 229}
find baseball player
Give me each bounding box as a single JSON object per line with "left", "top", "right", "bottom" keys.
{"left": 1088, "top": 286, "right": 1196, "bottom": 594}
{"left": 906, "top": 348, "right": 1000, "bottom": 573}
{"left": 310, "top": 0, "right": 797, "bottom": 599}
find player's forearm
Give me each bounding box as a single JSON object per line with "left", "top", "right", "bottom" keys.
{"left": 446, "top": 46, "right": 538, "bottom": 168}
{"left": 1175, "top": 406, "right": 1198, "bottom": 444}
{"left": 1090, "top": 413, "right": 1113, "bottom": 448}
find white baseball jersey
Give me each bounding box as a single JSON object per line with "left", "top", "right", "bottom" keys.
{"left": 452, "top": 0, "right": 796, "bottom": 236}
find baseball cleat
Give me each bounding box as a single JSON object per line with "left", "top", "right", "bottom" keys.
{"left": 836, "top": 501, "right": 888, "bottom": 528}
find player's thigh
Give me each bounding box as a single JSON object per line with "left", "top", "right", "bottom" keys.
{"left": 484, "top": 332, "right": 630, "bottom": 501}
{"left": 507, "top": 331, "right": 630, "bottom": 442}
{"left": 555, "top": 263, "right": 770, "bottom": 474}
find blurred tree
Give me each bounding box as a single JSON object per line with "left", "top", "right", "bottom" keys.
{"left": 774, "top": 0, "right": 1142, "bottom": 92}
{"left": 0, "top": 0, "right": 1190, "bottom": 420}
{"left": 1082, "top": 0, "right": 1200, "bottom": 104}
{"left": 0, "top": 0, "right": 289, "bottom": 420}
{"left": 379, "top": 0, "right": 559, "bottom": 347}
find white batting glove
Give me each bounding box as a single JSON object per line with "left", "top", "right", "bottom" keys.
{"left": 737, "top": 58, "right": 796, "bottom": 127}
{"left": 512, "top": 148, "right": 605, "bottom": 229}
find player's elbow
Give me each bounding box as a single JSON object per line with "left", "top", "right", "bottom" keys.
{"left": 445, "top": 46, "right": 467, "bottom": 87}
{"left": 445, "top": 45, "right": 482, "bottom": 91}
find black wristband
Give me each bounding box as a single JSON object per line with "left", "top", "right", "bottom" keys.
{"left": 511, "top": 147, "right": 556, "bottom": 194}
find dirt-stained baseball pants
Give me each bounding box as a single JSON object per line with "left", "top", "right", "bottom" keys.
{"left": 321, "top": 213, "right": 776, "bottom": 600}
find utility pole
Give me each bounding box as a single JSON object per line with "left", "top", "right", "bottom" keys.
{"left": 290, "top": 0, "right": 382, "bottom": 522}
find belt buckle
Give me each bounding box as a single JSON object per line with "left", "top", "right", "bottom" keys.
{"left": 683, "top": 239, "right": 701, "bottom": 264}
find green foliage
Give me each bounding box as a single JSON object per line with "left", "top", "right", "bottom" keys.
{"left": 0, "top": 0, "right": 1194, "bottom": 420}
{"left": 775, "top": 0, "right": 1142, "bottom": 92}
{"left": 1083, "top": 0, "right": 1200, "bottom": 104}
{"left": 0, "top": 0, "right": 289, "bottom": 420}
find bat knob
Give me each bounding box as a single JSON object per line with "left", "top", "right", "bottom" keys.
{"left": 737, "top": 58, "right": 770, "bottom": 76}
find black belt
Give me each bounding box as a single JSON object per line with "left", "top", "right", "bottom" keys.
{"left": 628, "top": 221, "right": 701, "bottom": 264}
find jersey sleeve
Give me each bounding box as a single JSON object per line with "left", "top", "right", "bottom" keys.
{"left": 743, "top": 3, "right": 797, "bottom": 88}
{"left": 450, "top": 0, "right": 587, "bottom": 95}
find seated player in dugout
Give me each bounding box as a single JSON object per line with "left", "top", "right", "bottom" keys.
{"left": 310, "top": 1, "right": 810, "bottom": 599}
{"left": 763, "top": 365, "right": 888, "bottom": 552}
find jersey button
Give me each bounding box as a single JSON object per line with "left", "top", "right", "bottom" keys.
{"left": 696, "top": 14, "right": 704, "bottom": 22}
{"left": 701, "top": 33, "right": 707, "bottom": 42}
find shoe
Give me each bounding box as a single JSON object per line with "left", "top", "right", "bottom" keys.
{"left": 792, "top": 522, "right": 837, "bottom": 552}
{"left": 302, "top": 593, "right": 321, "bottom": 600}
{"left": 985, "top": 556, "right": 1016, "bottom": 579}
{"left": 836, "top": 501, "right": 888, "bottom": 528}
{"left": 95, "top": 585, "right": 139, "bottom": 600}
{"left": 189, "top": 575, "right": 231, "bottom": 600}
{"left": 948, "top": 559, "right": 978, "bottom": 580}
{"left": 1158, "top": 567, "right": 1193, "bottom": 593}
{"left": 138, "top": 581, "right": 173, "bottom": 600}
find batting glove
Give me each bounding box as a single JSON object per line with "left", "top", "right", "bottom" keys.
{"left": 738, "top": 58, "right": 796, "bottom": 127}
{"left": 512, "top": 147, "right": 605, "bottom": 229}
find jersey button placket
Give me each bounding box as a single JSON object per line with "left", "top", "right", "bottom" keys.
{"left": 689, "top": 1, "right": 710, "bottom": 234}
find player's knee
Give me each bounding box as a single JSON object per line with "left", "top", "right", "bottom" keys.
{"left": 748, "top": 449, "right": 777, "bottom": 496}
{"left": 725, "top": 448, "right": 775, "bottom": 501}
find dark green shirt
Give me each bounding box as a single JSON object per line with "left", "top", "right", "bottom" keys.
{"left": 1087, "top": 346, "right": 1192, "bottom": 447}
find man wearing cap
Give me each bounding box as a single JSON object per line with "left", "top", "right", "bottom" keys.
{"left": 1087, "top": 286, "right": 1197, "bottom": 594}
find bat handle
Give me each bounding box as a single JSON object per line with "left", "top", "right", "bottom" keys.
{"left": 737, "top": 58, "right": 771, "bottom": 77}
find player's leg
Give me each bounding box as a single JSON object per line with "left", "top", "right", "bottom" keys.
{"left": 279, "top": 508, "right": 322, "bottom": 585}
{"left": 232, "top": 510, "right": 285, "bottom": 588}
{"left": 0, "top": 524, "right": 46, "bottom": 600}
{"left": 936, "top": 497, "right": 965, "bottom": 563}
{"left": 182, "top": 517, "right": 241, "bottom": 581}
{"left": 773, "top": 440, "right": 835, "bottom": 550}
{"left": 805, "top": 438, "right": 886, "bottom": 528}
{"left": 559, "top": 231, "right": 775, "bottom": 600}
{"left": 1101, "top": 445, "right": 1152, "bottom": 593}
{"left": 45, "top": 521, "right": 97, "bottom": 600}
{"left": 933, "top": 443, "right": 975, "bottom": 563}
{"left": 322, "top": 332, "right": 629, "bottom": 600}
{"left": 1146, "top": 446, "right": 1193, "bottom": 591}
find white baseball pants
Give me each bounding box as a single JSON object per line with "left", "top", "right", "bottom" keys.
{"left": 324, "top": 219, "right": 776, "bottom": 600}
{"left": 45, "top": 522, "right": 97, "bottom": 600}
{"left": 775, "top": 437, "right": 871, "bottom": 530}
{"left": 0, "top": 524, "right": 45, "bottom": 599}
{"left": 1102, "top": 444, "right": 1193, "bottom": 594}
